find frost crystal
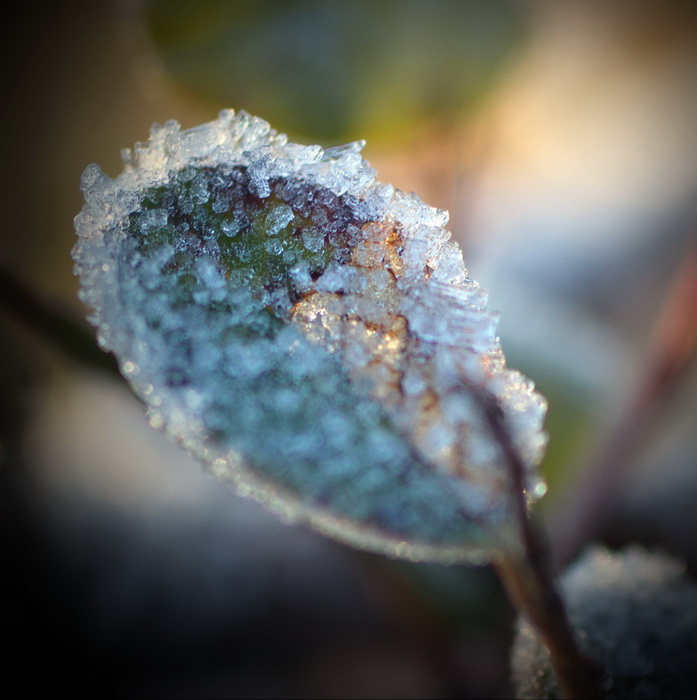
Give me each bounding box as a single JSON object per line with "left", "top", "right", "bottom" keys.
{"left": 73, "top": 110, "right": 547, "bottom": 564}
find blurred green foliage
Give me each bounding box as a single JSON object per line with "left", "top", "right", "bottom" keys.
{"left": 142, "top": 0, "right": 527, "bottom": 144}
{"left": 502, "top": 349, "right": 598, "bottom": 495}
{"left": 534, "top": 375, "right": 595, "bottom": 495}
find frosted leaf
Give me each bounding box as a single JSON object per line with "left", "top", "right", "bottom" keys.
{"left": 73, "top": 109, "right": 547, "bottom": 564}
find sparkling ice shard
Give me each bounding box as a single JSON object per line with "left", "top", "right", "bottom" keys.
{"left": 73, "top": 110, "right": 547, "bottom": 564}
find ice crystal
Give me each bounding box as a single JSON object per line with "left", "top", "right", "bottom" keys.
{"left": 73, "top": 110, "right": 547, "bottom": 564}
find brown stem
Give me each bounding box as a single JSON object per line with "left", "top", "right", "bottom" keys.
{"left": 474, "top": 390, "right": 604, "bottom": 699}
{"left": 551, "top": 238, "right": 697, "bottom": 571}
{"left": 495, "top": 555, "right": 603, "bottom": 699}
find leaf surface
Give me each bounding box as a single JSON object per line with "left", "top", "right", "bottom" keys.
{"left": 73, "top": 111, "right": 547, "bottom": 563}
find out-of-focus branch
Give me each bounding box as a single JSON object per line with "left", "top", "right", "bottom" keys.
{"left": 474, "top": 389, "right": 603, "bottom": 699}
{"left": 0, "top": 263, "right": 120, "bottom": 377}
{"left": 551, "top": 237, "right": 697, "bottom": 571}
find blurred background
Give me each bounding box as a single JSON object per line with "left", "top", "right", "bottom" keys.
{"left": 2, "top": 1, "right": 697, "bottom": 697}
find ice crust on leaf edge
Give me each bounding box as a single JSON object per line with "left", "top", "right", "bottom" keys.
{"left": 73, "top": 110, "right": 547, "bottom": 565}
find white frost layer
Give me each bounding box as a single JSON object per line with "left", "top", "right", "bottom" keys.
{"left": 73, "top": 110, "right": 547, "bottom": 563}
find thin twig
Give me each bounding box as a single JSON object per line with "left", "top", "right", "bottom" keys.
{"left": 550, "top": 238, "right": 697, "bottom": 571}
{"left": 0, "top": 263, "right": 120, "bottom": 377}
{"left": 474, "top": 390, "right": 604, "bottom": 699}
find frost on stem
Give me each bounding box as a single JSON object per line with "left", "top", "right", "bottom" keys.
{"left": 73, "top": 110, "right": 547, "bottom": 564}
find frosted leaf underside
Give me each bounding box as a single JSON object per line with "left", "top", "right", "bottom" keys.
{"left": 73, "top": 110, "right": 547, "bottom": 564}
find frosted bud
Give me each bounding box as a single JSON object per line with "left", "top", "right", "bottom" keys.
{"left": 73, "top": 110, "right": 547, "bottom": 564}
{"left": 512, "top": 546, "right": 697, "bottom": 698}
